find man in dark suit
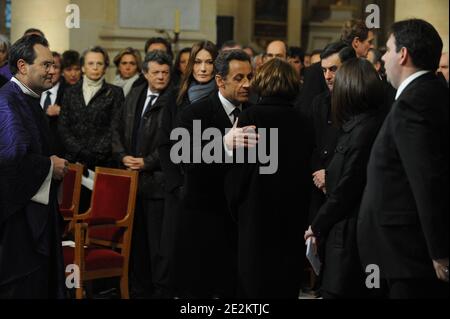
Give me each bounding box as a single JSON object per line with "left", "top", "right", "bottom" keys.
{"left": 40, "top": 51, "right": 66, "bottom": 157}
{"left": 309, "top": 42, "right": 355, "bottom": 222}
{"left": 358, "top": 19, "right": 449, "bottom": 299}
{"left": 175, "top": 50, "right": 257, "bottom": 298}
{"left": 340, "top": 19, "right": 374, "bottom": 58}
{"left": 112, "top": 50, "right": 173, "bottom": 298}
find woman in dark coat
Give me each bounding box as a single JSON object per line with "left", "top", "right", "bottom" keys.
{"left": 59, "top": 46, "right": 124, "bottom": 212}
{"left": 304, "top": 58, "right": 385, "bottom": 298}
{"left": 225, "top": 59, "right": 311, "bottom": 298}
{"left": 158, "top": 41, "right": 218, "bottom": 297}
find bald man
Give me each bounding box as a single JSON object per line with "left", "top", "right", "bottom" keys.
{"left": 265, "top": 40, "right": 288, "bottom": 62}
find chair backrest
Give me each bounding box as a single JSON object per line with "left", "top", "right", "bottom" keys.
{"left": 88, "top": 167, "right": 138, "bottom": 245}
{"left": 60, "top": 163, "right": 83, "bottom": 216}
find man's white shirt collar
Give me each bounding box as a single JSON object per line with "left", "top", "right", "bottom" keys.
{"left": 147, "top": 87, "right": 159, "bottom": 99}
{"left": 141, "top": 87, "right": 160, "bottom": 116}
{"left": 45, "top": 81, "right": 60, "bottom": 96}
{"left": 40, "top": 82, "right": 60, "bottom": 107}
{"left": 395, "top": 70, "right": 429, "bottom": 100}
{"left": 11, "top": 76, "right": 40, "bottom": 98}
{"left": 218, "top": 91, "right": 241, "bottom": 123}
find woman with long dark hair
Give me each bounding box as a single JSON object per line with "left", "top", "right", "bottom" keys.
{"left": 158, "top": 41, "right": 218, "bottom": 297}
{"left": 304, "top": 58, "right": 385, "bottom": 298}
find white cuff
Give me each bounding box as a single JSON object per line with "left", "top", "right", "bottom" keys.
{"left": 31, "top": 160, "right": 53, "bottom": 205}
{"left": 223, "top": 136, "right": 233, "bottom": 157}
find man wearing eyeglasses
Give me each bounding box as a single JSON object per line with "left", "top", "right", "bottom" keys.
{"left": 0, "top": 34, "right": 68, "bottom": 298}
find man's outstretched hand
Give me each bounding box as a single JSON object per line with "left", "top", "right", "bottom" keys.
{"left": 224, "top": 118, "right": 259, "bottom": 150}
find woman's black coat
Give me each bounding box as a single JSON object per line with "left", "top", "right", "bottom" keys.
{"left": 225, "top": 96, "right": 312, "bottom": 298}
{"left": 311, "top": 110, "right": 383, "bottom": 296}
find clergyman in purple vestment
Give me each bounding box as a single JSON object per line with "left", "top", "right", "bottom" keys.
{"left": 0, "top": 35, "right": 69, "bottom": 298}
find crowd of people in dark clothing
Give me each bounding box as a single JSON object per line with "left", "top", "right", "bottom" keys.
{"left": 0, "top": 18, "right": 448, "bottom": 299}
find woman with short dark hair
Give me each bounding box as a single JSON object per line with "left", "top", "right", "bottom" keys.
{"left": 304, "top": 58, "right": 384, "bottom": 298}
{"left": 225, "top": 58, "right": 311, "bottom": 298}
{"left": 61, "top": 50, "right": 81, "bottom": 86}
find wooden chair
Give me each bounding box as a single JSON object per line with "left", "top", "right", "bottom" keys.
{"left": 59, "top": 163, "right": 83, "bottom": 220}
{"left": 63, "top": 167, "right": 138, "bottom": 299}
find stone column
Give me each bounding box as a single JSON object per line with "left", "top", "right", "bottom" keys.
{"left": 11, "top": 0, "right": 70, "bottom": 52}
{"left": 395, "top": 0, "right": 449, "bottom": 51}
{"left": 288, "top": 0, "right": 302, "bottom": 46}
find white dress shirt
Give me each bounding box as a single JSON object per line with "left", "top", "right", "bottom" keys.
{"left": 142, "top": 88, "right": 159, "bottom": 116}
{"left": 218, "top": 91, "right": 242, "bottom": 124}
{"left": 40, "top": 81, "right": 60, "bottom": 109}
{"left": 11, "top": 77, "right": 53, "bottom": 205}
{"left": 218, "top": 92, "right": 242, "bottom": 156}
{"left": 395, "top": 70, "right": 430, "bottom": 100}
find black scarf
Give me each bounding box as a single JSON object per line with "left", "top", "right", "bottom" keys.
{"left": 188, "top": 79, "right": 216, "bottom": 103}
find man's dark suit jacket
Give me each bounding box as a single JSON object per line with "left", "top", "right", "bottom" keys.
{"left": 112, "top": 83, "right": 173, "bottom": 199}
{"left": 175, "top": 91, "right": 239, "bottom": 297}
{"left": 46, "top": 81, "right": 66, "bottom": 157}
{"left": 358, "top": 72, "right": 449, "bottom": 279}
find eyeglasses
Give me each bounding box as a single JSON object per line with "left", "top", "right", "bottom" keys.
{"left": 39, "top": 61, "right": 54, "bottom": 72}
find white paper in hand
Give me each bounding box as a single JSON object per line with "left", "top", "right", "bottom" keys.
{"left": 81, "top": 169, "right": 95, "bottom": 191}
{"left": 306, "top": 237, "right": 321, "bottom": 276}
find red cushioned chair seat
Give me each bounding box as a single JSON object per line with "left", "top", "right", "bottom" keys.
{"left": 89, "top": 227, "right": 124, "bottom": 243}
{"left": 87, "top": 217, "right": 117, "bottom": 226}
{"left": 63, "top": 246, "right": 124, "bottom": 271}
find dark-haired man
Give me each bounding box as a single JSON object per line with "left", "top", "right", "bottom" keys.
{"left": 176, "top": 50, "right": 257, "bottom": 298}
{"left": 133, "top": 37, "right": 174, "bottom": 89}
{"left": 341, "top": 19, "right": 374, "bottom": 58}
{"left": 40, "top": 51, "right": 66, "bottom": 157}
{"left": 0, "top": 35, "right": 68, "bottom": 298}
{"left": 23, "top": 28, "right": 45, "bottom": 38}
{"left": 358, "top": 19, "right": 449, "bottom": 298}
{"left": 308, "top": 42, "right": 356, "bottom": 228}
{"left": 112, "top": 50, "right": 173, "bottom": 298}
{"left": 144, "top": 37, "right": 173, "bottom": 60}
{"left": 288, "top": 46, "right": 305, "bottom": 79}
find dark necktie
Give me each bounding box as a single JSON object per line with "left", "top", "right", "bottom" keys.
{"left": 136, "top": 95, "right": 158, "bottom": 153}
{"left": 43, "top": 91, "right": 52, "bottom": 113}
{"left": 231, "top": 107, "right": 241, "bottom": 124}
{"left": 142, "top": 94, "right": 158, "bottom": 117}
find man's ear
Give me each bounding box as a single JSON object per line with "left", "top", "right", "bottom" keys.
{"left": 215, "top": 74, "right": 224, "bottom": 89}
{"left": 16, "top": 59, "right": 28, "bottom": 75}
{"left": 143, "top": 71, "right": 149, "bottom": 81}
{"left": 399, "top": 47, "right": 408, "bottom": 65}
{"left": 352, "top": 37, "right": 361, "bottom": 50}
